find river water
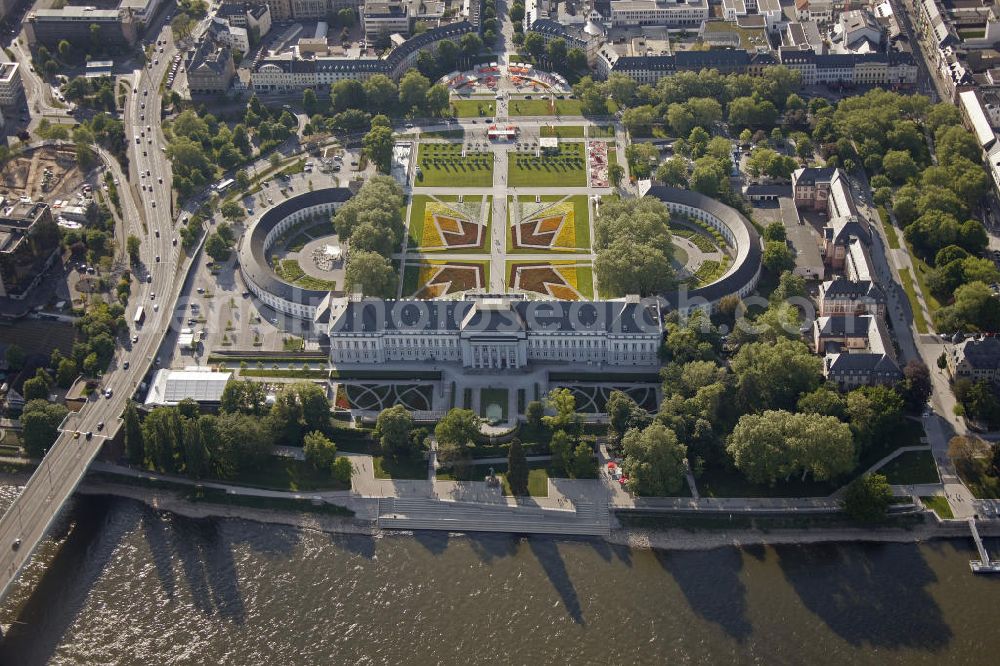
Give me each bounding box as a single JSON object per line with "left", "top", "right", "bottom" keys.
{"left": 1, "top": 489, "right": 999, "bottom": 665}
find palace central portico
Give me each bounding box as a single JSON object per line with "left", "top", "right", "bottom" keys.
{"left": 319, "top": 294, "right": 663, "bottom": 369}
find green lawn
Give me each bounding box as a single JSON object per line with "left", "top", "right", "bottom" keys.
{"left": 880, "top": 450, "right": 939, "bottom": 485}
{"left": 906, "top": 242, "right": 943, "bottom": 311}
{"left": 507, "top": 194, "right": 591, "bottom": 253}
{"left": 415, "top": 143, "right": 494, "bottom": 187}
{"left": 438, "top": 462, "right": 550, "bottom": 497}
{"left": 898, "top": 268, "right": 929, "bottom": 334}
{"left": 921, "top": 495, "right": 954, "bottom": 519}
{"left": 576, "top": 264, "right": 595, "bottom": 299}
{"left": 877, "top": 207, "right": 900, "bottom": 249}
{"left": 450, "top": 99, "right": 495, "bottom": 118}
{"left": 589, "top": 125, "right": 616, "bottom": 138}
{"left": 508, "top": 143, "right": 586, "bottom": 187}
{"left": 508, "top": 98, "right": 583, "bottom": 117}
{"left": 224, "top": 457, "right": 349, "bottom": 492}
{"left": 540, "top": 125, "right": 585, "bottom": 138}
{"left": 479, "top": 387, "right": 509, "bottom": 422}
{"left": 273, "top": 258, "right": 336, "bottom": 291}
{"left": 374, "top": 454, "right": 427, "bottom": 480}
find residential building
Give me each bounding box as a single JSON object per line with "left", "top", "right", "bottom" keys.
{"left": 208, "top": 17, "right": 250, "bottom": 52}
{"left": 814, "top": 315, "right": 901, "bottom": 388}
{"left": 363, "top": 1, "right": 410, "bottom": 39}
{"left": 186, "top": 41, "right": 236, "bottom": 95}
{"left": 264, "top": 0, "right": 293, "bottom": 20}
{"left": 792, "top": 167, "right": 861, "bottom": 220}
{"left": 947, "top": 336, "right": 1000, "bottom": 384}
{"left": 833, "top": 8, "right": 883, "bottom": 53}
{"left": 609, "top": 0, "right": 709, "bottom": 29}
{"left": 0, "top": 62, "right": 23, "bottom": 108}
{"left": 0, "top": 201, "right": 60, "bottom": 300}
{"left": 817, "top": 277, "right": 886, "bottom": 316}
{"left": 324, "top": 295, "right": 663, "bottom": 369}
{"left": 25, "top": 7, "right": 138, "bottom": 48}
{"left": 292, "top": 0, "right": 330, "bottom": 18}
{"left": 219, "top": 2, "right": 273, "bottom": 39}
{"left": 722, "top": 0, "right": 783, "bottom": 32}
{"left": 120, "top": 0, "right": 165, "bottom": 24}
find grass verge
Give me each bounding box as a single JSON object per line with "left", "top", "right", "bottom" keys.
{"left": 898, "top": 268, "right": 929, "bottom": 334}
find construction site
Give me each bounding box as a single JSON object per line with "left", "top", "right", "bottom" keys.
{"left": 0, "top": 145, "right": 86, "bottom": 202}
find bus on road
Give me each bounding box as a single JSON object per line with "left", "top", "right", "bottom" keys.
{"left": 133, "top": 306, "right": 145, "bottom": 327}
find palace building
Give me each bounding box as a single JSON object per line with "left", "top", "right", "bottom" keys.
{"left": 319, "top": 294, "right": 663, "bottom": 369}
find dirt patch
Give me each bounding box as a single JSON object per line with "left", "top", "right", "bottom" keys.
{"left": 0, "top": 146, "right": 86, "bottom": 202}
{"left": 414, "top": 263, "right": 485, "bottom": 298}
{"left": 510, "top": 263, "right": 566, "bottom": 294}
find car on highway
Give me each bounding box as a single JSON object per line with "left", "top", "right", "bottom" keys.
{"left": 97, "top": 422, "right": 104, "bottom": 431}
{"left": 155, "top": 255, "right": 160, "bottom": 262}
{"left": 85, "top": 431, "right": 93, "bottom": 440}
{"left": 155, "top": 230, "right": 160, "bottom": 237}
{"left": 12, "top": 538, "right": 20, "bottom": 551}
{"left": 153, "top": 303, "right": 159, "bottom": 312}
{"left": 131, "top": 334, "right": 138, "bottom": 343}
{"left": 73, "top": 431, "right": 80, "bottom": 439}
{"left": 123, "top": 361, "right": 129, "bottom": 370}
{"left": 172, "top": 237, "right": 176, "bottom": 245}
{"left": 104, "top": 389, "right": 113, "bottom": 399}
{"left": 151, "top": 201, "right": 156, "bottom": 207}
{"left": 150, "top": 292, "right": 155, "bottom": 299}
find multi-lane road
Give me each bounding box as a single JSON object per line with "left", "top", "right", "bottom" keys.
{"left": 0, "top": 26, "right": 188, "bottom": 602}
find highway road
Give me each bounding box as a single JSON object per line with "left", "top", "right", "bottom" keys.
{"left": 0, "top": 25, "right": 192, "bottom": 602}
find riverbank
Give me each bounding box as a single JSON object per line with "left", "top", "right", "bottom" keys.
{"left": 3, "top": 472, "right": 995, "bottom": 551}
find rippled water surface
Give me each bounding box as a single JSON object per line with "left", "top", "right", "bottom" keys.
{"left": 1, "top": 491, "right": 1000, "bottom": 665}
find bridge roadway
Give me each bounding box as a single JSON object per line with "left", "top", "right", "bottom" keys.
{"left": 0, "top": 24, "right": 190, "bottom": 603}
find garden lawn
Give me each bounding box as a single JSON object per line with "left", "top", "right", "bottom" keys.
{"left": 879, "top": 450, "right": 939, "bottom": 485}
{"left": 540, "top": 125, "right": 585, "bottom": 138}
{"left": 407, "top": 194, "right": 491, "bottom": 253}
{"left": 921, "top": 496, "right": 954, "bottom": 519}
{"left": 508, "top": 144, "right": 586, "bottom": 187}
{"left": 506, "top": 194, "right": 591, "bottom": 254}
{"left": 438, "top": 462, "right": 550, "bottom": 497}
{"left": 415, "top": 143, "right": 494, "bottom": 187}
{"left": 508, "top": 98, "right": 583, "bottom": 117}
{"left": 450, "top": 99, "right": 495, "bottom": 118}
{"left": 374, "top": 454, "right": 427, "bottom": 480}
{"left": 898, "top": 268, "right": 929, "bottom": 334}
{"left": 224, "top": 457, "right": 349, "bottom": 492}
{"left": 905, "top": 241, "right": 942, "bottom": 311}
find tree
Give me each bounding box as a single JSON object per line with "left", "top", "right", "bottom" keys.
{"left": 220, "top": 379, "right": 268, "bottom": 415}
{"left": 375, "top": 405, "right": 414, "bottom": 456}
{"left": 362, "top": 75, "right": 397, "bottom": 114}
{"left": 549, "top": 429, "right": 574, "bottom": 475}
{"left": 181, "top": 416, "right": 211, "bottom": 478}
{"left": 731, "top": 339, "right": 822, "bottom": 412}
{"left": 56, "top": 358, "right": 78, "bottom": 388}
{"left": 236, "top": 169, "right": 251, "bottom": 190}
{"left": 525, "top": 400, "right": 544, "bottom": 429}
{"left": 621, "top": 422, "right": 688, "bottom": 496}
{"left": 304, "top": 430, "right": 338, "bottom": 470}
{"left": 846, "top": 385, "right": 904, "bottom": 451}
{"left": 543, "top": 388, "right": 580, "bottom": 433}
{"left": 900, "top": 360, "right": 932, "bottom": 412}
{"left": 5, "top": 344, "right": 25, "bottom": 371}
{"left": 21, "top": 400, "right": 68, "bottom": 458}
{"left": 507, "top": 437, "right": 529, "bottom": 496}
{"left": 656, "top": 156, "right": 688, "bottom": 187}
{"left": 333, "top": 456, "right": 353, "bottom": 485}
{"left": 345, "top": 250, "right": 397, "bottom": 298}
{"left": 126, "top": 234, "right": 141, "bottom": 264}
{"left": 22, "top": 370, "right": 51, "bottom": 401}
{"left": 523, "top": 32, "right": 545, "bottom": 59}
{"left": 268, "top": 382, "right": 331, "bottom": 445}
{"left": 123, "top": 400, "right": 144, "bottom": 464}
{"left": 362, "top": 125, "right": 394, "bottom": 174}
{"left": 398, "top": 69, "right": 430, "bottom": 114}
{"left": 797, "top": 386, "right": 847, "bottom": 419}
{"left": 425, "top": 83, "right": 450, "bottom": 117}
{"left": 727, "top": 410, "right": 854, "bottom": 485}
{"left": 609, "top": 163, "right": 625, "bottom": 187}
{"left": 215, "top": 411, "right": 273, "bottom": 477}
{"left": 205, "top": 232, "right": 231, "bottom": 261}
{"left": 933, "top": 281, "right": 1000, "bottom": 333}
{"left": 435, "top": 408, "right": 480, "bottom": 462}
{"left": 302, "top": 88, "right": 319, "bottom": 115}
{"left": 882, "top": 149, "right": 918, "bottom": 184}
{"left": 763, "top": 241, "right": 795, "bottom": 273}
{"left": 841, "top": 474, "right": 893, "bottom": 522}
{"left": 220, "top": 201, "right": 245, "bottom": 222}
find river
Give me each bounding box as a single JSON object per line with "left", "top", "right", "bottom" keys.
{"left": 1, "top": 489, "right": 999, "bottom": 665}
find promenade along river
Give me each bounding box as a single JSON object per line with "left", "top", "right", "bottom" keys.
{"left": 2, "top": 489, "right": 1000, "bottom": 665}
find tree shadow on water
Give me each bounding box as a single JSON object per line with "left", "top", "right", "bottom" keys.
{"left": 587, "top": 539, "right": 634, "bottom": 567}
{"left": 140, "top": 509, "right": 178, "bottom": 600}
{"left": 775, "top": 543, "right": 952, "bottom": 650}
{"left": 328, "top": 532, "right": 377, "bottom": 559}
{"left": 528, "top": 537, "right": 585, "bottom": 625}
{"left": 466, "top": 532, "right": 519, "bottom": 563}
{"left": 0, "top": 496, "right": 140, "bottom": 666}
{"left": 654, "top": 548, "right": 751, "bottom": 641}
{"left": 168, "top": 517, "right": 246, "bottom": 624}
{"left": 412, "top": 529, "right": 450, "bottom": 555}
